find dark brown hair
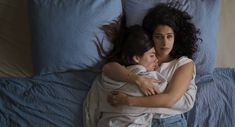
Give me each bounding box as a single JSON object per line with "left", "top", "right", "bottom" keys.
{"left": 97, "top": 15, "right": 154, "bottom": 66}
{"left": 117, "top": 25, "right": 154, "bottom": 66}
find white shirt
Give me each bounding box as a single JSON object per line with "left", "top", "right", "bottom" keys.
{"left": 153, "top": 56, "right": 197, "bottom": 118}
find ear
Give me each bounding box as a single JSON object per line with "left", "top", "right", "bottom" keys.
{"left": 132, "top": 56, "right": 141, "bottom": 64}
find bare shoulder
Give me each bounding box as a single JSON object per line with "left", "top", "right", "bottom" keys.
{"left": 173, "top": 61, "right": 194, "bottom": 76}
{"left": 174, "top": 62, "right": 194, "bottom": 81}
{"left": 179, "top": 61, "right": 194, "bottom": 69}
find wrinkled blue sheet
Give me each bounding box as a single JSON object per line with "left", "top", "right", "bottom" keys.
{"left": 187, "top": 68, "right": 235, "bottom": 127}
{"left": 0, "top": 68, "right": 234, "bottom": 127}
{"left": 0, "top": 71, "right": 98, "bottom": 127}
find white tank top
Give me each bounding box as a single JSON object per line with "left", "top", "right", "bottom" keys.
{"left": 153, "top": 56, "right": 197, "bottom": 118}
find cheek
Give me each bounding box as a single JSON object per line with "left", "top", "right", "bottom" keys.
{"left": 154, "top": 42, "right": 161, "bottom": 49}
{"left": 141, "top": 58, "right": 151, "bottom": 67}
{"left": 169, "top": 39, "right": 174, "bottom": 46}
{"left": 155, "top": 47, "right": 161, "bottom": 54}
{"left": 145, "top": 58, "right": 156, "bottom": 65}
{"left": 154, "top": 41, "right": 160, "bottom": 46}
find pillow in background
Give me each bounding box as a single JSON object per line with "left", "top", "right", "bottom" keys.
{"left": 29, "top": 0, "right": 122, "bottom": 75}
{"left": 123, "top": 0, "right": 221, "bottom": 77}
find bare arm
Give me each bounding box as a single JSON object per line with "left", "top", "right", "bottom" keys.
{"left": 103, "top": 62, "right": 159, "bottom": 95}
{"left": 109, "top": 62, "right": 194, "bottom": 108}
{"left": 102, "top": 62, "right": 136, "bottom": 84}
{"left": 171, "top": 86, "right": 197, "bottom": 111}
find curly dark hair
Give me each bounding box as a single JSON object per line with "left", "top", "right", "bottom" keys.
{"left": 143, "top": 2, "right": 200, "bottom": 59}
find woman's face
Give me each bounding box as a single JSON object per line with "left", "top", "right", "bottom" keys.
{"left": 152, "top": 25, "right": 175, "bottom": 58}
{"left": 133, "top": 48, "right": 158, "bottom": 71}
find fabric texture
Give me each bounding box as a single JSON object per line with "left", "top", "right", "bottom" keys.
{"left": 29, "top": 0, "right": 122, "bottom": 75}
{"left": 0, "top": 70, "right": 98, "bottom": 127}
{"left": 187, "top": 68, "right": 235, "bottom": 127}
{"left": 123, "top": 0, "right": 221, "bottom": 77}
{"left": 0, "top": 68, "right": 234, "bottom": 127}
{"left": 103, "top": 65, "right": 167, "bottom": 95}
{"left": 152, "top": 114, "right": 187, "bottom": 127}
{"left": 84, "top": 59, "right": 197, "bottom": 127}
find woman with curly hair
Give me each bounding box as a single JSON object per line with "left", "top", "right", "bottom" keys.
{"left": 102, "top": 2, "right": 200, "bottom": 127}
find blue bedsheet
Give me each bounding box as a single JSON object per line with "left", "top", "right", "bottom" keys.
{"left": 0, "top": 71, "right": 98, "bottom": 127}
{"left": 187, "top": 68, "right": 235, "bottom": 127}
{"left": 0, "top": 68, "right": 234, "bottom": 127}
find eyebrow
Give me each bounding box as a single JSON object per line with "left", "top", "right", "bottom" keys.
{"left": 153, "top": 33, "right": 174, "bottom": 36}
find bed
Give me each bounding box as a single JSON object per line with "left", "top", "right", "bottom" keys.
{"left": 0, "top": 0, "right": 234, "bottom": 127}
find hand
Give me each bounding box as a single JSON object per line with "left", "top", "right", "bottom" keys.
{"left": 136, "top": 76, "right": 160, "bottom": 96}
{"left": 107, "top": 91, "right": 129, "bottom": 107}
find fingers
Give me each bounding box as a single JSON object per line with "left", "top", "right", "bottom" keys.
{"left": 150, "top": 88, "right": 155, "bottom": 95}
{"left": 154, "top": 87, "right": 160, "bottom": 94}
{"left": 107, "top": 94, "right": 118, "bottom": 106}
{"left": 144, "top": 88, "right": 156, "bottom": 96}
{"left": 145, "top": 90, "right": 153, "bottom": 96}
{"left": 144, "top": 91, "right": 150, "bottom": 96}
{"left": 108, "top": 91, "right": 122, "bottom": 106}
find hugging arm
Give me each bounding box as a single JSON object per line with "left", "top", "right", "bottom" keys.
{"left": 103, "top": 62, "right": 159, "bottom": 95}
{"left": 171, "top": 86, "right": 197, "bottom": 112}
{"left": 109, "top": 62, "right": 195, "bottom": 108}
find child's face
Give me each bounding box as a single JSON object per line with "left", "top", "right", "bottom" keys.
{"left": 135, "top": 48, "right": 158, "bottom": 71}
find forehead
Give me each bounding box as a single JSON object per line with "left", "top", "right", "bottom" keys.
{"left": 145, "top": 48, "right": 156, "bottom": 54}
{"left": 153, "top": 25, "right": 174, "bottom": 35}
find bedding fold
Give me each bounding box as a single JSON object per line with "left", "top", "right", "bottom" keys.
{"left": 0, "top": 71, "right": 98, "bottom": 127}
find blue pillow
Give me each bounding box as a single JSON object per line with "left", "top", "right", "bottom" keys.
{"left": 29, "top": 0, "right": 122, "bottom": 75}
{"left": 123, "top": 0, "right": 221, "bottom": 76}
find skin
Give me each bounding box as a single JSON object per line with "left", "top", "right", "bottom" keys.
{"left": 103, "top": 62, "right": 159, "bottom": 95}
{"left": 152, "top": 25, "right": 175, "bottom": 63}
{"left": 104, "top": 25, "right": 194, "bottom": 108}
{"left": 133, "top": 47, "right": 158, "bottom": 71}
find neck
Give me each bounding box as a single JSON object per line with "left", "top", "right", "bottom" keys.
{"left": 157, "top": 55, "right": 173, "bottom": 65}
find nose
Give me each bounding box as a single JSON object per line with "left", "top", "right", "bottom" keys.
{"left": 161, "top": 37, "right": 167, "bottom": 46}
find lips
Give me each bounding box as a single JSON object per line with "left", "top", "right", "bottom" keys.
{"left": 161, "top": 47, "right": 169, "bottom": 50}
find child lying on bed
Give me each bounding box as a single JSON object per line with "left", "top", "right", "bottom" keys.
{"left": 83, "top": 25, "right": 197, "bottom": 127}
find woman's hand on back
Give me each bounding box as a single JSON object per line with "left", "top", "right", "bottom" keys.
{"left": 108, "top": 91, "right": 129, "bottom": 106}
